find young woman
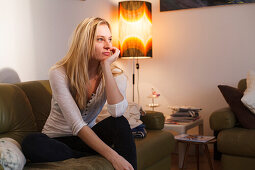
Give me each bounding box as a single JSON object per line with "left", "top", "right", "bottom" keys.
{"left": 22, "top": 17, "right": 137, "bottom": 170}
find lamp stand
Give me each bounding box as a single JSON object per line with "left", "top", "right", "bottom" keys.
{"left": 132, "top": 58, "right": 140, "bottom": 104}
{"left": 136, "top": 60, "right": 140, "bottom": 106}
{"left": 132, "top": 58, "right": 135, "bottom": 102}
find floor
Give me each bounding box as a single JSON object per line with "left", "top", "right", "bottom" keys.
{"left": 171, "top": 152, "right": 222, "bottom": 170}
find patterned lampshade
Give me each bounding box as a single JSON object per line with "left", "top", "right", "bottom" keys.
{"left": 118, "top": 1, "right": 152, "bottom": 59}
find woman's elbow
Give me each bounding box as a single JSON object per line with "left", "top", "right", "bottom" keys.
{"left": 108, "top": 99, "right": 128, "bottom": 117}
{"left": 72, "top": 122, "right": 87, "bottom": 136}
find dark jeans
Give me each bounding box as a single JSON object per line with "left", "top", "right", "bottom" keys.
{"left": 22, "top": 116, "right": 137, "bottom": 169}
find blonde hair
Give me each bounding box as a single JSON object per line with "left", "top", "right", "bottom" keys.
{"left": 51, "top": 17, "right": 122, "bottom": 110}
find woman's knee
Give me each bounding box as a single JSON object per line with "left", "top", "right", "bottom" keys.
{"left": 111, "top": 116, "right": 134, "bottom": 137}
{"left": 22, "top": 133, "right": 48, "bottom": 155}
{"left": 113, "top": 116, "right": 130, "bottom": 127}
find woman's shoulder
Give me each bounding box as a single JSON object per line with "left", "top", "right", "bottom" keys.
{"left": 49, "top": 66, "right": 66, "bottom": 76}
{"left": 49, "top": 65, "right": 67, "bottom": 80}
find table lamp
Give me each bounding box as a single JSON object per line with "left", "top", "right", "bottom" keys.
{"left": 118, "top": 1, "right": 152, "bottom": 103}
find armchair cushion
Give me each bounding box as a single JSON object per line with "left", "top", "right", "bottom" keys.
{"left": 209, "top": 107, "right": 236, "bottom": 131}
{"left": 218, "top": 85, "right": 255, "bottom": 129}
{"left": 218, "top": 128, "right": 255, "bottom": 157}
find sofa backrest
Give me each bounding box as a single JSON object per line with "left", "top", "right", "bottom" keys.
{"left": 15, "top": 80, "right": 52, "bottom": 132}
{"left": 0, "top": 83, "right": 37, "bottom": 145}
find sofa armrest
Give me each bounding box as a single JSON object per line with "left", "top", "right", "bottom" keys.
{"left": 209, "top": 107, "right": 236, "bottom": 131}
{"left": 141, "top": 111, "right": 165, "bottom": 130}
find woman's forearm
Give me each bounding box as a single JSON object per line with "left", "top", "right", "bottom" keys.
{"left": 77, "top": 126, "right": 118, "bottom": 162}
{"left": 101, "top": 62, "right": 123, "bottom": 105}
{"left": 78, "top": 125, "right": 134, "bottom": 170}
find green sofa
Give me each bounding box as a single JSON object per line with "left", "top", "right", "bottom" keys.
{"left": 209, "top": 79, "right": 255, "bottom": 170}
{"left": 0, "top": 80, "right": 175, "bottom": 170}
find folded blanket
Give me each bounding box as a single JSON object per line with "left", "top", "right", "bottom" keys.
{"left": 97, "top": 102, "right": 143, "bottom": 129}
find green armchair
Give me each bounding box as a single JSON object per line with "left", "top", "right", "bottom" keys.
{"left": 209, "top": 79, "right": 255, "bottom": 170}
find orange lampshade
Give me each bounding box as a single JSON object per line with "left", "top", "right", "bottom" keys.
{"left": 118, "top": 1, "right": 152, "bottom": 59}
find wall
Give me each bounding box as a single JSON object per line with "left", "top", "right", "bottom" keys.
{"left": 1, "top": 0, "right": 255, "bottom": 135}
{"left": 0, "top": 0, "right": 115, "bottom": 81}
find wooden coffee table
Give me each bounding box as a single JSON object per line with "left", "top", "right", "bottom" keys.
{"left": 175, "top": 137, "right": 216, "bottom": 170}
{"left": 164, "top": 118, "right": 204, "bottom": 168}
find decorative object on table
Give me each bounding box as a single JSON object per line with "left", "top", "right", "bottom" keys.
{"left": 118, "top": 1, "right": 152, "bottom": 104}
{"left": 166, "top": 106, "right": 201, "bottom": 123}
{"left": 175, "top": 134, "right": 215, "bottom": 143}
{"left": 147, "top": 88, "right": 160, "bottom": 111}
{"left": 160, "top": 0, "right": 255, "bottom": 12}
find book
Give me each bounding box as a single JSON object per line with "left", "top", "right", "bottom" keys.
{"left": 169, "top": 106, "right": 202, "bottom": 121}
{"left": 165, "top": 119, "right": 180, "bottom": 124}
{"left": 169, "top": 116, "right": 200, "bottom": 121}
{"left": 165, "top": 116, "right": 200, "bottom": 123}
{"left": 171, "top": 111, "right": 199, "bottom": 117}
{"left": 169, "top": 106, "right": 202, "bottom": 112}
{"left": 175, "top": 134, "right": 215, "bottom": 143}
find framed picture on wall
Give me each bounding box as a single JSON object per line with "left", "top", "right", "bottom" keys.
{"left": 160, "top": 0, "right": 255, "bottom": 12}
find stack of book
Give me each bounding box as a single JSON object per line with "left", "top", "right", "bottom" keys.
{"left": 165, "top": 106, "right": 201, "bottom": 123}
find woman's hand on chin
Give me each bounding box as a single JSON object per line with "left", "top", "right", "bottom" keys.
{"left": 101, "top": 47, "right": 120, "bottom": 66}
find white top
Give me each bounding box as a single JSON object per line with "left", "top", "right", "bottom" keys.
{"left": 42, "top": 66, "right": 128, "bottom": 138}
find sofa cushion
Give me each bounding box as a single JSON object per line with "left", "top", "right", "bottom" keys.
{"left": 135, "top": 130, "right": 175, "bottom": 170}
{"left": 218, "top": 85, "right": 255, "bottom": 129}
{"left": 24, "top": 155, "right": 113, "bottom": 170}
{"left": 0, "top": 84, "right": 37, "bottom": 144}
{"left": 222, "top": 154, "right": 255, "bottom": 170}
{"left": 218, "top": 127, "right": 255, "bottom": 157}
{"left": 15, "top": 80, "right": 52, "bottom": 131}
{"left": 23, "top": 130, "right": 175, "bottom": 170}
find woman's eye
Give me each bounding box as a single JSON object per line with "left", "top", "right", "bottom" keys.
{"left": 109, "top": 39, "right": 112, "bottom": 42}
{"left": 97, "top": 38, "right": 104, "bottom": 42}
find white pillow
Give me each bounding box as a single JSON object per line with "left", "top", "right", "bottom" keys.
{"left": 241, "top": 70, "right": 255, "bottom": 114}
{"left": 0, "top": 138, "right": 26, "bottom": 170}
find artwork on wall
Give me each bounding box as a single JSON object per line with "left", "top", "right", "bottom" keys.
{"left": 160, "top": 0, "right": 255, "bottom": 11}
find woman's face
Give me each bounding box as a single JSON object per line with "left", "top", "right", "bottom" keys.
{"left": 92, "top": 24, "right": 112, "bottom": 61}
